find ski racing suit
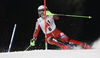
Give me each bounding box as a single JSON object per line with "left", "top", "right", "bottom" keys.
{"left": 33, "top": 15, "right": 90, "bottom": 50}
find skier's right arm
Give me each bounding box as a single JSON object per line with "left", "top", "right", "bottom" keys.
{"left": 30, "top": 21, "right": 40, "bottom": 46}
{"left": 33, "top": 21, "right": 40, "bottom": 38}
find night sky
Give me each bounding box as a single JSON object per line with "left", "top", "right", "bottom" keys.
{"left": 0, "top": 0, "right": 100, "bottom": 52}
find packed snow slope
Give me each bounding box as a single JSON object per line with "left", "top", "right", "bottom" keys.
{"left": 0, "top": 38, "right": 100, "bottom": 58}
{"left": 0, "top": 49, "right": 100, "bottom": 58}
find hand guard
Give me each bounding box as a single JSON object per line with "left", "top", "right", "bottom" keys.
{"left": 30, "top": 37, "right": 37, "bottom": 46}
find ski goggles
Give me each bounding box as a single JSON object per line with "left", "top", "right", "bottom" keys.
{"left": 38, "top": 8, "right": 48, "bottom": 12}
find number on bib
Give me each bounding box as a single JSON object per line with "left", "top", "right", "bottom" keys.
{"left": 48, "top": 27, "right": 52, "bottom": 31}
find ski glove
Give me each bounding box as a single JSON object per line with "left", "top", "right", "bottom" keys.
{"left": 46, "top": 11, "right": 55, "bottom": 17}
{"left": 30, "top": 37, "right": 37, "bottom": 46}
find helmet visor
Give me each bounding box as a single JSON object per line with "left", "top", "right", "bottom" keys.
{"left": 38, "top": 8, "right": 48, "bottom": 12}
{"left": 38, "top": 11, "right": 44, "bottom": 15}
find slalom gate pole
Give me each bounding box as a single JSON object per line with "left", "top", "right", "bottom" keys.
{"left": 44, "top": 0, "right": 48, "bottom": 50}
{"left": 8, "top": 24, "right": 17, "bottom": 52}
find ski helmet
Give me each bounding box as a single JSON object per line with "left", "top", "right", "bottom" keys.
{"left": 38, "top": 5, "right": 48, "bottom": 16}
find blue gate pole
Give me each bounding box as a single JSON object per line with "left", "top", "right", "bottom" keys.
{"left": 8, "top": 24, "right": 17, "bottom": 52}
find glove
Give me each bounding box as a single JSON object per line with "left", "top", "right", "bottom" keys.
{"left": 30, "top": 37, "right": 37, "bottom": 46}
{"left": 46, "top": 11, "right": 55, "bottom": 17}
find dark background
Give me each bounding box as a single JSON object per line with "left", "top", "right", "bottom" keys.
{"left": 0, "top": 0, "right": 100, "bottom": 52}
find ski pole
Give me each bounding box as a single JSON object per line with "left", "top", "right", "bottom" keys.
{"left": 57, "top": 14, "right": 92, "bottom": 19}
{"left": 46, "top": 11, "right": 92, "bottom": 19}
{"left": 25, "top": 45, "right": 31, "bottom": 51}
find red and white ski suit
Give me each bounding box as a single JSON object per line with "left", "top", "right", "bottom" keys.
{"left": 33, "top": 15, "right": 69, "bottom": 43}
{"left": 33, "top": 15, "right": 90, "bottom": 49}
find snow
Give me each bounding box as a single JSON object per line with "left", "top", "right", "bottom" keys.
{"left": 0, "top": 49, "right": 100, "bottom": 58}
{"left": 0, "top": 38, "right": 100, "bottom": 58}
{"left": 92, "top": 38, "right": 100, "bottom": 49}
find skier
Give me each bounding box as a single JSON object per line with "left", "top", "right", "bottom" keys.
{"left": 30, "top": 5, "right": 91, "bottom": 50}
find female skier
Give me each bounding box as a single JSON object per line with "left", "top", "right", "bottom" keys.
{"left": 30, "top": 5, "right": 91, "bottom": 50}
